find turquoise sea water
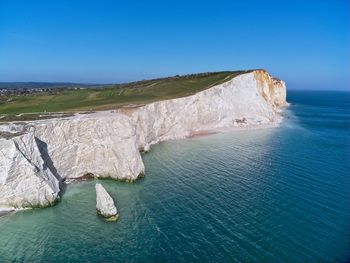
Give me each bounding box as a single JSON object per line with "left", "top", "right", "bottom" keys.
{"left": 0, "top": 91, "right": 349, "bottom": 262}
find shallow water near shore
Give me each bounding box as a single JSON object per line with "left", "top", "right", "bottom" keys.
{"left": 0, "top": 91, "right": 349, "bottom": 262}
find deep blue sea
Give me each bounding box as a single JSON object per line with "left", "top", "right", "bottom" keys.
{"left": 0, "top": 90, "right": 349, "bottom": 262}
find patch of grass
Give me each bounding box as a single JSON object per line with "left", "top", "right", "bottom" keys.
{"left": 0, "top": 70, "right": 253, "bottom": 116}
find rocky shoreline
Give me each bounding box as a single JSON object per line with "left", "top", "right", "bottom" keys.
{"left": 0, "top": 70, "right": 286, "bottom": 212}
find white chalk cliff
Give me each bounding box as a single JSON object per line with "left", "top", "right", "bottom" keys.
{"left": 0, "top": 70, "right": 286, "bottom": 210}
{"left": 0, "top": 133, "right": 60, "bottom": 208}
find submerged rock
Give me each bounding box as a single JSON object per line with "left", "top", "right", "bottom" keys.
{"left": 95, "top": 183, "right": 118, "bottom": 221}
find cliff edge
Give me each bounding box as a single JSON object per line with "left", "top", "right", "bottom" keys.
{"left": 0, "top": 70, "right": 286, "bottom": 210}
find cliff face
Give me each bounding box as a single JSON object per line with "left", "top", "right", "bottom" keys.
{"left": 254, "top": 70, "right": 286, "bottom": 108}
{"left": 32, "top": 114, "right": 145, "bottom": 181}
{"left": 131, "top": 71, "right": 286, "bottom": 150}
{"left": 0, "top": 70, "right": 286, "bottom": 209}
{"left": 0, "top": 133, "right": 60, "bottom": 208}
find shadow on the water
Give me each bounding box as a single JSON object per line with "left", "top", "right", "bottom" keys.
{"left": 0, "top": 210, "right": 15, "bottom": 220}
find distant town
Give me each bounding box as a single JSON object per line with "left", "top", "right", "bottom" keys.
{"left": 0, "top": 86, "right": 84, "bottom": 96}
{"left": 0, "top": 82, "right": 112, "bottom": 97}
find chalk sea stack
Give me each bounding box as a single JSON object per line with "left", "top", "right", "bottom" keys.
{"left": 95, "top": 183, "right": 118, "bottom": 221}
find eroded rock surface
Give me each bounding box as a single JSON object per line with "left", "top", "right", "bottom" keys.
{"left": 0, "top": 70, "right": 287, "bottom": 210}
{"left": 32, "top": 114, "right": 144, "bottom": 181}
{"left": 0, "top": 133, "right": 60, "bottom": 208}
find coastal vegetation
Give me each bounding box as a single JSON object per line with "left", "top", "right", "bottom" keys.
{"left": 0, "top": 71, "right": 252, "bottom": 121}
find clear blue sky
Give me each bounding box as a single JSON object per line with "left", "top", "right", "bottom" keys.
{"left": 0, "top": 0, "right": 349, "bottom": 90}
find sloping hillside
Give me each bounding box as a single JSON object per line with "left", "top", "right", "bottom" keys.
{"left": 0, "top": 71, "right": 253, "bottom": 117}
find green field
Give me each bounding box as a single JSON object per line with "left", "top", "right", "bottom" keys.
{"left": 0, "top": 70, "right": 252, "bottom": 120}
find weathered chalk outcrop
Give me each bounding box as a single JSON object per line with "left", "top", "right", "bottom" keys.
{"left": 32, "top": 114, "right": 144, "bottom": 181}
{"left": 95, "top": 183, "right": 118, "bottom": 221}
{"left": 0, "top": 133, "right": 60, "bottom": 208}
{"left": 254, "top": 70, "right": 286, "bottom": 108}
{"left": 0, "top": 70, "right": 287, "bottom": 210}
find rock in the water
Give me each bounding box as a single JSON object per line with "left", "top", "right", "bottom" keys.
{"left": 95, "top": 183, "right": 118, "bottom": 221}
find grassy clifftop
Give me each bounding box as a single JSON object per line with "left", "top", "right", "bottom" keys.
{"left": 0, "top": 70, "right": 253, "bottom": 118}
